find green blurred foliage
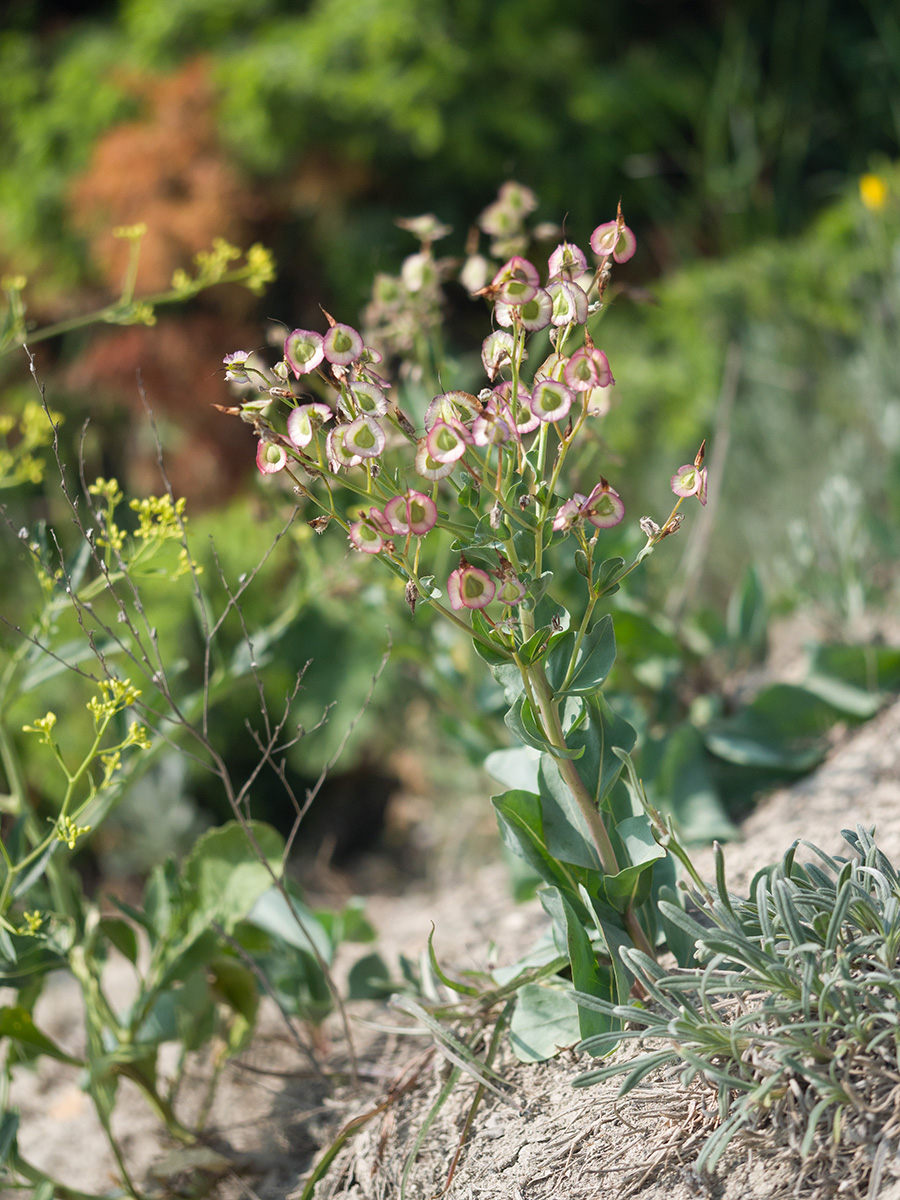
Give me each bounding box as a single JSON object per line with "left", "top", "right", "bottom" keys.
{"left": 3, "top": 0, "right": 900, "bottom": 864}
{"left": 596, "top": 166, "right": 900, "bottom": 612}
{"left": 0, "top": 26, "right": 136, "bottom": 290}
{"left": 3, "top": 0, "right": 900, "bottom": 312}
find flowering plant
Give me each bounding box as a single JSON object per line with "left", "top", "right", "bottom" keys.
{"left": 223, "top": 196, "right": 707, "bottom": 1033}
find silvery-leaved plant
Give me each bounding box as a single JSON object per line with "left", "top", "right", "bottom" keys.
{"left": 222, "top": 201, "right": 707, "bottom": 1037}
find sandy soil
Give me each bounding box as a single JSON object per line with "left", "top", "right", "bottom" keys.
{"left": 8, "top": 695, "right": 900, "bottom": 1200}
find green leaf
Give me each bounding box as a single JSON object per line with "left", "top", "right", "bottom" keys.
{"left": 315, "top": 898, "right": 376, "bottom": 945}
{"left": 508, "top": 982, "right": 581, "bottom": 1062}
{"left": 484, "top": 745, "right": 541, "bottom": 792}
{"left": 143, "top": 858, "right": 179, "bottom": 940}
{"left": 19, "top": 637, "right": 121, "bottom": 691}
{"left": 0, "top": 1109, "right": 18, "bottom": 1166}
{"left": 0, "top": 934, "right": 68, "bottom": 986}
{"left": 184, "top": 821, "right": 284, "bottom": 934}
{"left": 537, "top": 754, "right": 604, "bottom": 870}
{"left": 594, "top": 556, "right": 625, "bottom": 595}
{"left": 543, "top": 629, "right": 576, "bottom": 692}
{"left": 561, "top": 615, "right": 617, "bottom": 697}
{"left": 211, "top": 957, "right": 259, "bottom": 1054}
{"left": 99, "top": 918, "right": 139, "bottom": 965}
{"left": 540, "top": 888, "right": 616, "bottom": 1043}
{"left": 0, "top": 926, "right": 16, "bottom": 968}
{"left": 426, "top": 926, "right": 480, "bottom": 996}
{"left": 702, "top": 730, "right": 822, "bottom": 771}
{"left": 726, "top": 564, "right": 768, "bottom": 654}
{"left": 656, "top": 886, "right": 698, "bottom": 967}
{"left": 598, "top": 816, "right": 665, "bottom": 911}
{"left": 578, "top": 886, "right": 634, "bottom": 1004}
{"left": 135, "top": 972, "right": 214, "bottom": 1053}
{"left": 517, "top": 625, "right": 554, "bottom": 667}
{"left": 347, "top": 952, "right": 392, "bottom": 1000}
{"left": 525, "top": 570, "right": 554, "bottom": 610}
{"left": 704, "top": 682, "right": 845, "bottom": 771}
{"left": 491, "top": 790, "right": 591, "bottom": 917}
{"left": 0, "top": 1006, "right": 81, "bottom": 1065}
{"left": 470, "top": 610, "right": 512, "bottom": 668}
{"left": 505, "top": 694, "right": 583, "bottom": 758}
{"left": 612, "top": 610, "right": 683, "bottom": 691}
{"left": 11, "top": 842, "right": 58, "bottom": 900}
{"left": 247, "top": 888, "right": 333, "bottom": 961}
{"left": 565, "top": 693, "right": 637, "bottom": 808}
{"left": 648, "top": 725, "right": 737, "bottom": 842}
{"left": 810, "top": 642, "right": 900, "bottom": 694}
{"left": 801, "top": 673, "right": 881, "bottom": 718}
{"left": 154, "top": 930, "right": 221, "bottom": 992}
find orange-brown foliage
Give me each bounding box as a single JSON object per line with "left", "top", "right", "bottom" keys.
{"left": 66, "top": 314, "right": 261, "bottom": 506}
{"left": 69, "top": 58, "right": 259, "bottom": 294}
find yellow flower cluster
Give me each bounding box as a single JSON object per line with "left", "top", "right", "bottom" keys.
{"left": 129, "top": 493, "right": 187, "bottom": 541}
{"left": 171, "top": 239, "right": 275, "bottom": 297}
{"left": 22, "top": 712, "right": 57, "bottom": 744}
{"left": 56, "top": 815, "right": 91, "bottom": 850}
{"left": 87, "top": 678, "right": 142, "bottom": 724}
{"left": 0, "top": 400, "right": 62, "bottom": 490}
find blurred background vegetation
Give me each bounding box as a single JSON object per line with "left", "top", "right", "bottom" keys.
{"left": 2, "top": 0, "right": 900, "bottom": 880}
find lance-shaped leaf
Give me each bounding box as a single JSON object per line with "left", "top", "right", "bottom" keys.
{"left": 561, "top": 693, "right": 637, "bottom": 808}
{"left": 537, "top": 752, "right": 605, "bottom": 870}
{"left": 540, "top": 888, "right": 617, "bottom": 1043}
{"left": 547, "top": 615, "right": 617, "bottom": 698}
{"left": 598, "top": 815, "right": 666, "bottom": 912}
{"left": 491, "top": 790, "right": 592, "bottom": 921}
{"left": 0, "top": 1007, "right": 81, "bottom": 1065}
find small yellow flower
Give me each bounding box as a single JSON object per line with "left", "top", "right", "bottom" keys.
{"left": 87, "top": 678, "right": 142, "bottom": 724}
{"left": 22, "top": 712, "right": 57, "bottom": 744}
{"left": 126, "top": 721, "right": 152, "bottom": 750}
{"left": 101, "top": 750, "right": 122, "bottom": 782}
{"left": 860, "top": 173, "right": 888, "bottom": 211}
{"left": 21, "top": 911, "right": 43, "bottom": 935}
{"left": 56, "top": 816, "right": 91, "bottom": 850}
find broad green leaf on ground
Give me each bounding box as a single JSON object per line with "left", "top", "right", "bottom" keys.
{"left": 508, "top": 982, "right": 581, "bottom": 1063}
{"left": 347, "top": 952, "right": 392, "bottom": 1000}
{"left": 702, "top": 683, "right": 845, "bottom": 770}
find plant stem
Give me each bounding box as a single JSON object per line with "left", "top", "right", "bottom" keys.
{"left": 527, "top": 664, "right": 618, "bottom": 875}
{"left": 526, "top": 663, "right": 657, "bottom": 962}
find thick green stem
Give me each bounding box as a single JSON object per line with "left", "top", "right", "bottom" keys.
{"left": 528, "top": 665, "right": 618, "bottom": 875}
{"left": 527, "top": 663, "right": 656, "bottom": 962}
